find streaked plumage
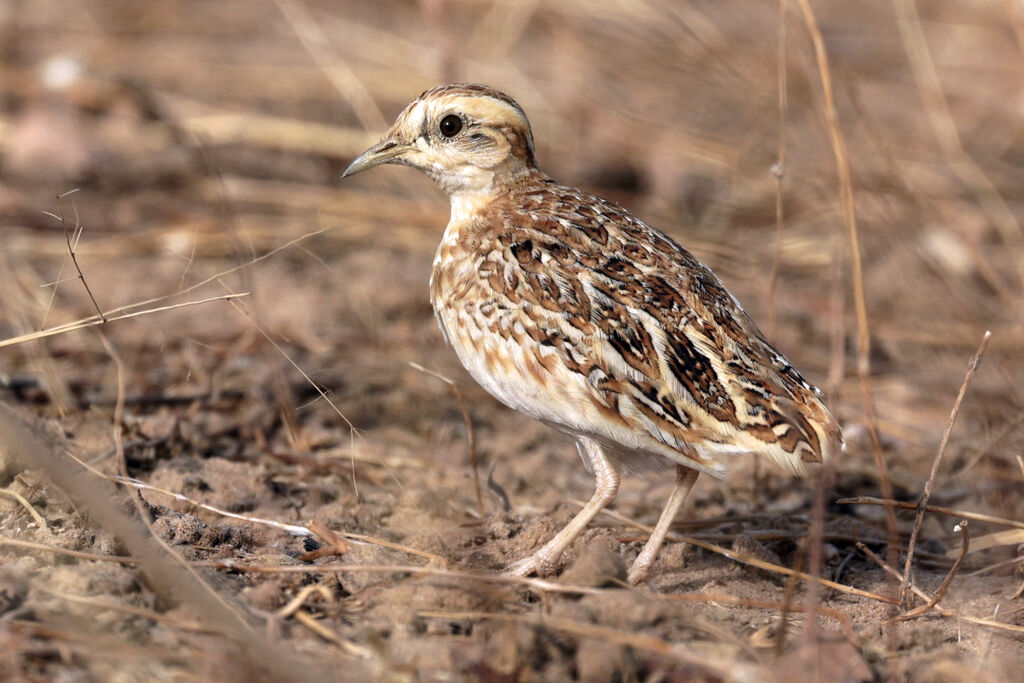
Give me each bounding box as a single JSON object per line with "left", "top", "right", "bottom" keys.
{"left": 343, "top": 83, "right": 843, "bottom": 583}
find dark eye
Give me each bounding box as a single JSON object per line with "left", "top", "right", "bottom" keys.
{"left": 439, "top": 114, "right": 463, "bottom": 138}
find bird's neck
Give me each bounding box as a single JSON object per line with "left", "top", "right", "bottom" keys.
{"left": 448, "top": 166, "right": 543, "bottom": 223}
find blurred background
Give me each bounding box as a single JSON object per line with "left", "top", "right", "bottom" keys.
{"left": 1, "top": 0, "right": 1022, "bottom": 679}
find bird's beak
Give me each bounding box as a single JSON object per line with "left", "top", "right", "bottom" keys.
{"left": 341, "top": 138, "right": 411, "bottom": 178}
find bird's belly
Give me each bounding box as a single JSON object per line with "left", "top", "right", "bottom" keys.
{"left": 434, "top": 302, "right": 571, "bottom": 423}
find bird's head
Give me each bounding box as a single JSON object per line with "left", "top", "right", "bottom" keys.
{"left": 342, "top": 84, "right": 537, "bottom": 199}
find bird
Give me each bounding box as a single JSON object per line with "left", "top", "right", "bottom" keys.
{"left": 342, "top": 83, "right": 843, "bottom": 584}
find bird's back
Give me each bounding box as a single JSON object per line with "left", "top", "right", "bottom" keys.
{"left": 431, "top": 173, "right": 843, "bottom": 479}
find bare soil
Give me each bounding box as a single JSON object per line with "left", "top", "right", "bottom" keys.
{"left": 1, "top": 1, "right": 1022, "bottom": 681}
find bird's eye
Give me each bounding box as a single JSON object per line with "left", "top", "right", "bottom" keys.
{"left": 439, "top": 114, "right": 463, "bottom": 138}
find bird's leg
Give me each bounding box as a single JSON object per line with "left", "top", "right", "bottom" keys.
{"left": 505, "top": 436, "right": 619, "bottom": 577}
{"left": 627, "top": 465, "right": 699, "bottom": 585}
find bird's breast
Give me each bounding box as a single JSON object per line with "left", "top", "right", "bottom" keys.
{"left": 429, "top": 219, "right": 573, "bottom": 422}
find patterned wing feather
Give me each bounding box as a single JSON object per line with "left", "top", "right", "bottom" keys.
{"left": 432, "top": 178, "right": 842, "bottom": 478}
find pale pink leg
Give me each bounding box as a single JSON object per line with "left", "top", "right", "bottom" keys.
{"left": 627, "top": 466, "right": 699, "bottom": 585}
{"left": 506, "top": 436, "right": 619, "bottom": 577}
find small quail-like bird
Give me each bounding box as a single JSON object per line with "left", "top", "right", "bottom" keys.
{"left": 343, "top": 84, "right": 843, "bottom": 584}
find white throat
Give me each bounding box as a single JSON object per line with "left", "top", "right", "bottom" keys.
{"left": 449, "top": 188, "right": 495, "bottom": 224}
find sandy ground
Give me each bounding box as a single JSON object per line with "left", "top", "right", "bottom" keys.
{"left": 1, "top": 1, "right": 1023, "bottom": 680}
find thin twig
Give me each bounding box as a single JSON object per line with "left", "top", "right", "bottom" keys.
{"left": 225, "top": 291, "right": 362, "bottom": 496}
{"left": 275, "top": 584, "right": 332, "bottom": 619}
{"left": 409, "top": 361, "right": 483, "bottom": 518}
{"left": 0, "top": 534, "right": 137, "bottom": 564}
{"left": 293, "top": 610, "right": 372, "bottom": 657}
{"left": 340, "top": 530, "right": 446, "bottom": 564}
{"left": 0, "top": 486, "right": 49, "bottom": 531}
{"left": 837, "top": 496, "right": 1024, "bottom": 531}
{"left": 660, "top": 592, "right": 855, "bottom": 643}
{"left": 857, "top": 541, "right": 1024, "bottom": 634}
{"left": 685, "top": 536, "right": 895, "bottom": 603}
{"left": 64, "top": 450, "right": 312, "bottom": 537}
{"left": 894, "top": 521, "right": 969, "bottom": 621}
{"left": 901, "top": 330, "right": 991, "bottom": 603}
{"left": 0, "top": 293, "right": 250, "bottom": 350}
{"left": 825, "top": 232, "right": 846, "bottom": 404}
{"left": 108, "top": 227, "right": 323, "bottom": 320}
{"left": 33, "top": 582, "right": 224, "bottom": 634}
{"left": 273, "top": 583, "right": 372, "bottom": 656}
{"left": 415, "top": 609, "right": 734, "bottom": 676}
{"left": 964, "top": 554, "right": 1023, "bottom": 577}
{"left": 199, "top": 560, "right": 610, "bottom": 595}
{"left": 225, "top": 296, "right": 359, "bottom": 437}
{"left": 66, "top": 452, "right": 446, "bottom": 563}
{"left": 46, "top": 190, "right": 105, "bottom": 322}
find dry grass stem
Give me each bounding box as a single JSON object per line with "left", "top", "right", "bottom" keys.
{"left": 660, "top": 592, "right": 855, "bottom": 643}
{"left": 948, "top": 528, "right": 1024, "bottom": 557}
{"left": 965, "top": 553, "right": 1023, "bottom": 577}
{"left": 893, "top": 520, "right": 968, "bottom": 621}
{"left": 338, "top": 531, "right": 447, "bottom": 564}
{"left": 8, "top": 620, "right": 189, "bottom": 661}
{"left": 409, "top": 361, "right": 483, "bottom": 517}
{"left": 0, "top": 534, "right": 137, "bottom": 565}
{"left": 197, "top": 561, "right": 604, "bottom": 595}
{"left": 837, "top": 496, "right": 1024, "bottom": 531}
{"left": 45, "top": 190, "right": 106, "bottom": 322}
{"left": 274, "top": 584, "right": 333, "bottom": 619}
{"left": 857, "top": 541, "right": 1024, "bottom": 634}
{"left": 103, "top": 332, "right": 261, "bottom": 644}
{"left": 900, "top": 330, "right": 991, "bottom": 602}
{"left": 64, "top": 453, "right": 447, "bottom": 562}
{"left": 63, "top": 450, "right": 312, "bottom": 536}
{"left": 293, "top": 610, "right": 373, "bottom": 657}
{"left": 33, "top": 582, "right": 225, "bottom": 634}
{"left": 415, "top": 609, "right": 734, "bottom": 677}
{"left": 0, "top": 293, "right": 250, "bottom": 350}
{"left": 0, "top": 486, "right": 50, "bottom": 531}
{"left": 226, "top": 297, "right": 360, "bottom": 438}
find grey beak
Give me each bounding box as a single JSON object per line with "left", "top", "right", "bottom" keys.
{"left": 341, "top": 138, "right": 411, "bottom": 178}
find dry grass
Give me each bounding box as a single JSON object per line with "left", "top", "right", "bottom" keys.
{"left": 1, "top": 0, "right": 1022, "bottom": 680}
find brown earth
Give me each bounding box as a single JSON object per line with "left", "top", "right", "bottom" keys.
{"left": 1, "top": 1, "right": 1022, "bottom": 680}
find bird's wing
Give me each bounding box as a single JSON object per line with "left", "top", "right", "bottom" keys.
{"left": 478, "top": 183, "right": 842, "bottom": 476}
